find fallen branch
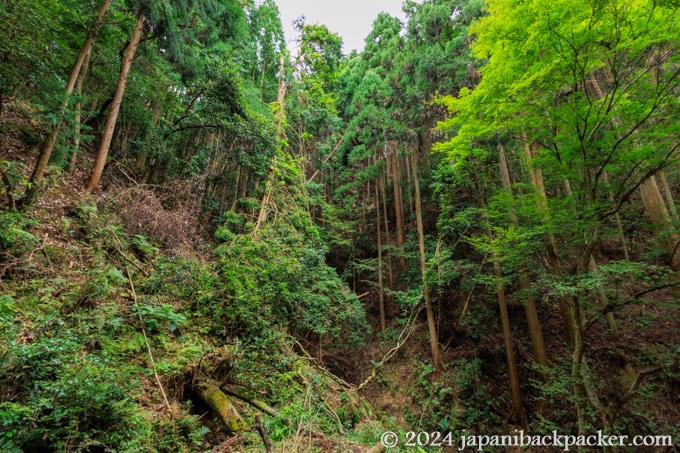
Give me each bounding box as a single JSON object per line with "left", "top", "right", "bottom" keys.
{"left": 0, "top": 234, "right": 48, "bottom": 279}
{"left": 254, "top": 414, "right": 273, "bottom": 453}
{"left": 220, "top": 385, "right": 282, "bottom": 419}
{"left": 125, "top": 266, "right": 171, "bottom": 411}
{"left": 292, "top": 338, "right": 353, "bottom": 390}
{"left": 196, "top": 378, "right": 249, "bottom": 435}
{"left": 356, "top": 302, "right": 424, "bottom": 393}
{"left": 111, "top": 231, "right": 149, "bottom": 276}
{"left": 307, "top": 136, "right": 344, "bottom": 183}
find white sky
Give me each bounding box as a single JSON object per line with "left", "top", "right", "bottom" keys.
{"left": 273, "top": 0, "right": 410, "bottom": 54}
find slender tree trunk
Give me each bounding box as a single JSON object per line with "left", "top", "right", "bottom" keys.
{"left": 413, "top": 152, "right": 443, "bottom": 372}
{"left": 658, "top": 170, "right": 679, "bottom": 224}
{"left": 499, "top": 145, "right": 550, "bottom": 375}
{"left": 391, "top": 151, "right": 406, "bottom": 270}
{"left": 83, "top": 15, "right": 145, "bottom": 193}
{"left": 588, "top": 256, "right": 619, "bottom": 334}
{"left": 522, "top": 136, "right": 576, "bottom": 345}
{"left": 476, "top": 172, "right": 527, "bottom": 428}
{"left": 562, "top": 174, "right": 619, "bottom": 334}
{"left": 405, "top": 152, "right": 414, "bottom": 216}
{"left": 571, "top": 288, "right": 588, "bottom": 442}
{"left": 640, "top": 176, "right": 680, "bottom": 271}
{"left": 232, "top": 166, "right": 241, "bottom": 210}
{"left": 254, "top": 55, "right": 287, "bottom": 232}
{"left": 136, "top": 102, "right": 162, "bottom": 174}
{"left": 380, "top": 173, "right": 393, "bottom": 287}
{"left": 375, "top": 184, "right": 386, "bottom": 332}
{"left": 491, "top": 244, "right": 527, "bottom": 429}
{"left": 276, "top": 56, "right": 286, "bottom": 136}
{"left": 25, "top": 0, "right": 112, "bottom": 198}
{"left": 70, "top": 47, "right": 92, "bottom": 173}
{"left": 602, "top": 171, "right": 631, "bottom": 260}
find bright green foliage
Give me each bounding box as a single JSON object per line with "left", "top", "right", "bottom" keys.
{"left": 437, "top": 0, "right": 680, "bottom": 223}
{"left": 432, "top": 0, "right": 680, "bottom": 441}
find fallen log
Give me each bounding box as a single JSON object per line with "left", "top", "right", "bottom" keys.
{"left": 195, "top": 378, "right": 249, "bottom": 435}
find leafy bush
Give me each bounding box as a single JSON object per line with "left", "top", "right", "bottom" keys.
{"left": 214, "top": 219, "right": 368, "bottom": 346}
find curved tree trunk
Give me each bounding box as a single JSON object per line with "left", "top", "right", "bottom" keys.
{"left": 83, "top": 14, "right": 145, "bottom": 194}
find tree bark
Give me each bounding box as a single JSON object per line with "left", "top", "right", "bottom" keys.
{"left": 602, "top": 171, "right": 631, "bottom": 260}
{"left": 413, "top": 152, "right": 443, "bottom": 372}
{"left": 380, "top": 174, "right": 393, "bottom": 287}
{"left": 220, "top": 386, "right": 282, "bottom": 419}
{"left": 640, "top": 176, "right": 680, "bottom": 298}
{"left": 27, "top": 0, "right": 112, "bottom": 191}
{"left": 479, "top": 205, "right": 527, "bottom": 429}
{"left": 195, "top": 378, "right": 249, "bottom": 434}
{"left": 588, "top": 256, "right": 618, "bottom": 335}
{"left": 69, "top": 47, "right": 92, "bottom": 173}
{"left": 658, "top": 170, "right": 679, "bottom": 224}
{"left": 83, "top": 14, "right": 145, "bottom": 194}
{"left": 499, "top": 145, "right": 550, "bottom": 375}
{"left": 640, "top": 176, "right": 680, "bottom": 271}
{"left": 254, "top": 414, "right": 273, "bottom": 453}
{"left": 522, "top": 136, "right": 576, "bottom": 345}
{"left": 391, "top": 150, "right": 406, "bottom": 270}
{"left": 375, "top": 184, "right": 386, "bottom": 332}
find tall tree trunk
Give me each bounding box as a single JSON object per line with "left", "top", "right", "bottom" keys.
{"left": 405, "top": 152, "right": 414, "bottom": 216}
{"left": 25, "top": 0, "right": 112, "bottom": 199}
{"left": 276, "top": 56, "right": 286, "bottom": 136}
{"left": 499, "top": 145, "right": 550, "bottom": 375}
{"left": 391, "top": 151, "right": 406, "bottom": 270}
{"left": 476, "top": 172, "right": 527, "bottom": 428}
{"left": 69, "top": 47, "right": 92, "bottom": 173}
{"left": 588, "top": 75, "right": 631, "bottom": 260}
{"left": 640, "top": 176, "right": 680, "bottom": 271}
{"left": 83, "top": 15, "right": 145, "bottom": 193}
{"left": 588, "top": 256, "right": 619, "bottom": 334}
{"left": 522, "top": 136, "right": 576, "bottom": 345}
{"left": 602, "top": 171, "right": 631, "bottom": 260}
{"left": 658, "top": 170, "right": 679, "bottom": 225}
{"left": 375, "top": 184, "right": 386, "bottom": 332}
{"left": 563, "top": 173, "right": 619, "bottom": 334}
{"left": 380, "top": 173, "right": 393, "bottom": 287}
{"left": 413, "top": 152, "right": 443, "bottom": 372}
{"left": 491, "top": 241, "right": 527, "bottom": 429}
{"left": 254, "top": 56, "right": 287, "bottom": 232}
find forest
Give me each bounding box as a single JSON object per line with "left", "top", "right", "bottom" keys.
{"left": 0, "top": 0, "right": 678, "bottom": 451}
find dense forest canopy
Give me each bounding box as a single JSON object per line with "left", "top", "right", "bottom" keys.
{"left": 0, "top": 0, "right": 678, "bottom": 451}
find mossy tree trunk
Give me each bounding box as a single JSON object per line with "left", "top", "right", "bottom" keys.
{"left": 195, "top": 378, "right": 249, "bottom": 435}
